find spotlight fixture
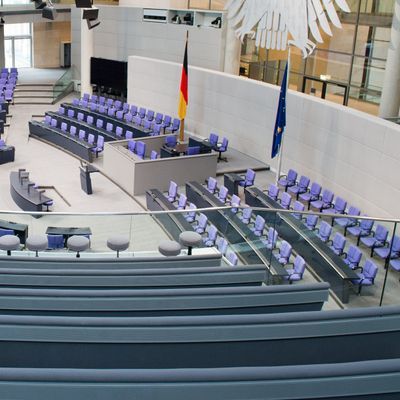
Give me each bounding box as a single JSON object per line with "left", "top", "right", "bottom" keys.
{"left": 171, "top": 14, "right": 181, "bottom": 24}
{"left": 83, "top": 7, "right": 100, "bottom": 30}
{"left": 0, "top": 18, "right": 5, "bottom": 25}
{"left": 42, "top": 1, "right": 57, "bottom": 20}
{"left": 183, "top": 13, "right": 193, "bottom": 25}
{"left": 75, "top": 0, "right": 92, "bottom": 8}
{"left": 32, "top": 0, "right": 46, "bottom": 9}
{"left": 211, "top": 16, "right": 222, "bottom": 28}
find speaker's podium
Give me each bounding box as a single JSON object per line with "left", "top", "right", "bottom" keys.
{"left": 80, "top": 164, "right": 99, "bottom": 195}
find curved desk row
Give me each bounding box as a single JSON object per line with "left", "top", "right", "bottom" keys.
{"left": 185, "top": 181, "right": 288, "bottom": 280}
{"left": 244, "top": 187, "right": 359, "bottom": 303}
{"left": 46, "top": 112, "right": 119, "bottom": 142}
{"left": 29, "top": 121, "right": 95, "bottom": 163}
{"left": 9, "top": 171, "right": 52, "bottom": 212}
{"left": 0, "top": 282, "right": 329, "bottom": 316}
{"left": 0, "top": 359, "right": 399, "bottom": 400}
{"left": 0, "top": 306, "right": 397, "bottom": 368}
{"left": 0, "top": 219, "right": 28, "bottom": 244}
{"left": 62, "top": 103, "right": 152, "bottom": 138}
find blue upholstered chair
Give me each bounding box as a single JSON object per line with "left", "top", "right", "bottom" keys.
{"left": 177, "top": 194, "right": 187, "bottom": 210}
{"left": 316, "top": 221, "right": 332, "bottom": 243}
{"left": 165, "top": 136, "right": 177, "bottom": 148}
{"left": 351, "top": 259, "right": 378, "bottom": 295}
{"left": 238, "top": 207, "right": 252, "bottom": 224}
{"left": 203, "top": 225, "right": 218, "bottom": 247}
{"left": 187, "top": 146, "right": 200, "bottom": 155}
{"left": 329, "top": 232, "right": 347, "bottom": 256}
{"left": 167, "top": 181, "right": 178, "bottom": 203}
{"left": 216, "top": 237, "right": 228, "bottom": 256}
{"left": 238, "top": 169, "right": 256, "bottom": 189}
{"left": 261, "top": 227, "right": 278, "bottom": 250}
{"left": 91, "top": 135, "right": 104, "bottom": 157}
{"left": 288, "top": 175, "right": 310, "bottom": 199}
{"left": 278, "top": 169, "right": 297, "bottom": 191}
{"left": 292, "top": 200, "right": 305, "bottom": 220}
{"left": 374, "top": 235, "right": 400, "bottom": 261}
{"left": 344, "top": 245, "right": 362, "bottom": 269}
{"left": 299, "top": 182, "right": 322, "bottom": 209}
{"left": 250, "top": 215, "right": 265, "bottom": 237}
{"left": 311, "top": 189, "right": 334, "bottom": 211}
{"left": 184, "top": 203, "right": 197, "bottom": 223}
{"left": 347, "top": 218, "right": 375, "bottom": 245}
{"left": 150, "top": 150, "right": 158, "bottom": 160}
{"left": 226, "top": 251, "right": 238, "bottom": 266}
{"left": 284, "top": 255, "right": 306, "bottom": 284}
{"left": 274, "top": 241, "right": 292, "bottom": 265}
{"left": 305, "top": 214, "right": 318, "bottom": 231}
{"left": 217, "top": 185, "right": 229, "bottom": 203}
{"left": 128, "top": 140, "right": 136, "bottom": 153}
{"left": 280, "top": 192, "right": 292, "bottom": 210}
{"left": 135, "top": 141, "right": 146, "bottom": 159}
{"left": 216, "top": 137, "right": 228, "bottom": 162}
{"left": 360, "top": 224, "right": 389, "bottom": 257}
{"left": 47, "top": 234, "right": 64, "bottom": 249}
{"left": 193, "top": 213, "right": 208, "bottom": 234}
{"left": 266, "top": 183, "right": 280, "bottom": 201}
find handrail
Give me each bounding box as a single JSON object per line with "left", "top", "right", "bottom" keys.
{"left": 0, "top": 205, "right": 397, "bottom": 224}
{"left": 52, "top": 67, "right": 74, "bottom": 104}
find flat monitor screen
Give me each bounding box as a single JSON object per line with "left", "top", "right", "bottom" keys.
{"left": 90, "top": 57, "right": 127, "bottom": 94}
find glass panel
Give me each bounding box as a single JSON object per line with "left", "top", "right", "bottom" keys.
{"left": 4, "top": 23, "right": 30, "bottom": 37}
{"left": 14, "top": 38, "right": 31, "bottom": 68}
{"left": 4, "top": 38, "right": 12, "bottom": 69}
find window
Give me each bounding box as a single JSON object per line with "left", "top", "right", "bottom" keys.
{"left": 4, "top": 23, "right": 32, "bottom": 68}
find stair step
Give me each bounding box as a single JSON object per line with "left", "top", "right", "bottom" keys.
{"left": 14, "top": 94, "right": 54, "bottom": 99}
{"left": 14, "top": 100, "right": 53, "bottom": 105}
{"left": 16, "top": 83, "right": 54, "bottom": 87}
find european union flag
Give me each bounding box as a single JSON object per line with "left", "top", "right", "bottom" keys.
{"left": 271, "top": 62, "right": 288, "bottom": 159}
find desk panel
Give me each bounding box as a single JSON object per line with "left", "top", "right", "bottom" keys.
{"left": 245, "top": 187, "right": 358, "bottom": 303}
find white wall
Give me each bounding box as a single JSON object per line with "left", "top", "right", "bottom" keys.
{"left": 128, "top": 55, "right": 400, "bottom": 219}
{"left": 71, "top": 5, "right": 226, "bottom": 80}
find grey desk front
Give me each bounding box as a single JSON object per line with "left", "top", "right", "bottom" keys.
{"left": 9, "top": 171, "right": 52, "bottom": 212}
{"left": 0, "top": 219, "right": 28, "bottom": 244}
{"left": 29, "top": 121, "right": 95, "bottom": 163}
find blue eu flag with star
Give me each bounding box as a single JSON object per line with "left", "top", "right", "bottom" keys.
{"left": 271, "top": 62, "right": 288, "bottom": 158}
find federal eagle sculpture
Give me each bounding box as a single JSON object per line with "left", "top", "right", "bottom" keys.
{"left": 226, "top": 0, "right": 350, "bottom": 57}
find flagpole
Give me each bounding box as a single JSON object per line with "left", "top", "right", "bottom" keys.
{"left": 275, "top": 47, "right": 291, "bottom": 184}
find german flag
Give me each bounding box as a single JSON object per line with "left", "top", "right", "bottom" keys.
{"left": 178, "top": 34, "right": 188, "bottom": 121}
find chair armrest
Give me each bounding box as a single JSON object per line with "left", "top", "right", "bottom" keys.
{"left": 327, "top": 239, "right": 333, "bottom": 245}
{"left": 353, "top": 266, "right": 364, "bottom": 272}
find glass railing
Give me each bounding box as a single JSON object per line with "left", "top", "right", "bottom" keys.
{"left": 52, "top": 67, "right": 74, "bottom": 104}
{"left": 0, "top": 205, "right": 399, "bottom": 309}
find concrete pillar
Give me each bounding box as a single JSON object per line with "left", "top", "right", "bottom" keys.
{"left": 80, "top": 11, "right": 94, "bottom": 97}
{"left": 223, "top": 20, "right": 241, "bottom": 75}
{"left": 379, "top": 0, "right": 400, "bottom": 118}
{"left": 0, "top": 24, "right": 5, "bottom": 69}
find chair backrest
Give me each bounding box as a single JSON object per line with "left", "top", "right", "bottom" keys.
{"left": 254, "top": 215, "right": 265, "bottom": 233}
{"left": 44, "top": 115, "right": 52, "bottom": 125}
{"left": 150, "top": 150, "right": 158, "bottom": 160}
{"left": 242, "top": 207, "right": 252, "bottom": 221}
{"left": 98, "top": 105, "right": 106, "bottom": 114}
{"left": 128, "top": 140, "right": 136, "bottom": 152}
{"left": 116, "top": 111, "right": 124, "bottom": 120}
{"left": 165, "top": 136, "right": 177, "bottom": 147}
{"left": 172, "top": 118, "right": 180, "bottom": 129}
{"left": 177, "top": 193, "right": 187, "bottom": 208}
{"left": 185, "top": 202, "right": 197, "bottom": 218}
{"left": 207, "top": 177, "right": 217, "bottom": 192}
{"left": 163, "top": 115, "right": 172, "bottom": 126}
{"left": 218, "top": 186, "right": 228, "bottom": 202}
{"left": 89, "top": 103, "right": 97, "bottom": 112}
{"left": 90, "top": 94, "right": 98, "bottom": 103}
{"left": 96, "top": 135, "right": 105, "bottom": 148}
{"left": 139, "top": 107, "right": 146, "bottom": 118}
{"left": 153, "top": 124, "right": 162, "bottom": 135}
{"left": 126, "top": 131, "right": 133, "bottom": 140}
{"left": 77, "top": 112, "right": 84, "bottom": 121}
{"left": 348, "top": 245, "right": 362, "bottom": 264}
{"left": 58, "top": 106, "right": 65, "bottom": 115}
{"left": 50, "top": 119, "right": 57, "bottom": 128}
{"left": 391, "top": 236, "right": 400, "bottom": 254}
{"left": 227, "top": 251, "right": 238, "bottom": 266}
{"left": 332, "top": 232, "right": 346, "bottom": 252}
{"left": 198, "top": 213, "right": 208, "bottom": 229}
{"left": 293, "top": 201, "right": 305, "bottom": 213}
{"left": 108, "top": 108, "right": 115, "bottom": 117}
{"left": 334, "top": 197, "right": 347, "bottom": 213}
{"left": 375, "top": 224, "right": 389, "bottom": 243}
{"left": 287, "top": 169, "right": 298, "bottom": 184}
{"left": 347, "top": 206, "right": 361, "bottom": 217}
{"left": 209, "top": 133, "right": 219, "bottom": 146}
{"left": 146, "top": 110, "right": 154, "bottom": 120}
{"left": 322, "top": 189, "right": 334, "bottom": 204}
{"left": 67, "top": 109, "right": 75, "bottom": 118}
{"left": 78, "top": 129, "right": 86, "bottom": 140}
{"left": 125, "top": 113, "right": 133, "bottom": 123}
{"left": 82, "top": 93, "right": 90, "bottom": 101}
{"left": 0, "top": 228, "right": 14, "bottom": 237}
{"left": 70, "top": 126, "right": 77, "bottom": 136}
{"left": 87, "top": 115, "right": 94, "bottom": 125}
{"left": 230, "top": 194, "right": 241, "bottom": 211}
{"left": 360, "top": 217, "right": 374, "bottom": 232}
{"left": 114, "top": 100, "right": 122, "bottom": 110}
{"left": 130, "top": 105, "right": 137, "bottom": 115}
{"left": 96, "top": 119, "right": 104, "bottom": 129}
{"left": 106, "top": 122, "right": 113, "bottom": 132}
{"left": 61, "top": 122, "right": 67, "bottom": 132}
{"left": 136, "top": 141, "right": 146, "bottom": 158}
{"left": 99, "top": 96, "right": 106, "bottom": 105}
{"left": 106, "top": 98, "right": 114, "bottom": 107}
{"left": 268, "top": 227, "right": 278, "bottom": 246}
{"left": 220, "top": 137, "right": 229, "bottom": 151}
{"left": 245, "top": 169, "right": 256, "bottom": 185}
{"left": 143, "top": 120, "right": 152, "bottom": 130}
{"left": 207, "top": 225, "right": 218, "bottom": 241}
{"left": 319, "top": 221, "right": 332, "bottom": 241}
{"left": 87, "top": 133, "right": 95, "bottom": 145}
{"left": 280, "top": 241, "right": 292, "bottom": 259}
{"left": 168, "top": 181, "right": 178, "bottom": 199}
{"left": 216, "top": 237, "right": 228, "bottom": 255}
{"left": 187, "top": 146, "right": 200, "bottom": 155}
{"left": 298, "top": 175, "right": 310, "bottom": 189}
{"left": 294, "top": 255, "right": 306, "bottom": 276}
{"left": 280, "top": 192, "right": 292, "bottom": 209}
{"left": 133, "top": 116, "right": 142, "bottom": 125}
{"left": 306, "top": 214, "right": 318, "bottom": 228}
{"left": 268, "top": 184, "right": 280, "bottom": 200}
{"left": 155, "top": 113, "right": 163, "bottom": 124}
{"left": 115, "top": 126, "right": 123, "bottom": 137}
{"left": 363, "top": 259, "right": 378, "bottom": 280}
{"left": 47, "top": 234, "right": 64, "bottom": 249}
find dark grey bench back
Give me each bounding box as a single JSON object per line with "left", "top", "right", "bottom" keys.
{"left": 0, "top": 253, "right": 222, "bottom": 270}
{"left": 0, "top": 306, "right": 399, "bottom": 369}
{"left": 0, "top": 358, "right": 399, "bottom": 400}
{"left": 0, "top": 282, "right": 329, "bottom": 316}
{"left": 0, "top": 266, "right": 266, "bottom": 288}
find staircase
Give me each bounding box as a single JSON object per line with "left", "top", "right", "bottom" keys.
{"left": 13, "top": 84, "right": 55, "bottom": 105}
